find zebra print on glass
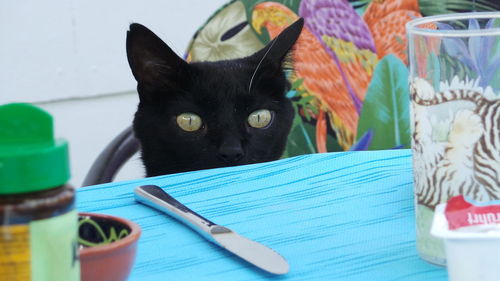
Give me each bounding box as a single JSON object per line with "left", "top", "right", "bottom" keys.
{"left": 410, "top": 78, "right": 500, "bottom": 210}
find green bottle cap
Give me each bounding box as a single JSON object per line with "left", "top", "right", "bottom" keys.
{"left": 0, "top": 103, "right": 70, "bottom": 194}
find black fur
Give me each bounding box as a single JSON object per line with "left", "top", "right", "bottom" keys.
{"left": 126, "top": 19, "right": 304, "bottom": 176}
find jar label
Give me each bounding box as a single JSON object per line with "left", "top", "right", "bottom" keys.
{"left": 0, "top": 224, "right": 31, "bottom": 280}
{"left": 0, "top": 210, "right": 80, "bottom": 281}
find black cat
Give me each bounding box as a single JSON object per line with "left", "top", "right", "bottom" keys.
{"left": 126, "top": 19, "right": 304, "bottom": 176}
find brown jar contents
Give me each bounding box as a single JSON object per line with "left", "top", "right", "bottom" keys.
{"left": 0, "top": 185, "right": 75, "bottom": 225}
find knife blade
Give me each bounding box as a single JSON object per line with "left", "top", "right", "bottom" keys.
{"left": 134, "top": 185, "right": 289, "bottom": 275}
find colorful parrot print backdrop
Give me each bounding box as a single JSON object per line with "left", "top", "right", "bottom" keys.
{"left": 184, "top": 0, "right": 499, "bottom": 157}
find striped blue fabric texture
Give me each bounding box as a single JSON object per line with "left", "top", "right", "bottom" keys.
{"left": 77, "top": 149, "right": 448, "bottom": 281}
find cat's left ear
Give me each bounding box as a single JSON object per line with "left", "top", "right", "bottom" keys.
{"left": 251, "top": 18, "right": 304, "bottom": 67}
{"left": 126, "top": 23, "right": 187, "bottom": 86}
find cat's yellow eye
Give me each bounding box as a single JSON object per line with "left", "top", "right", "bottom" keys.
{"left": 248, "top": 109, "right": 273, "bottom": 128}
{"left": 176, "top": 113, "right": 203, "bottom": 132}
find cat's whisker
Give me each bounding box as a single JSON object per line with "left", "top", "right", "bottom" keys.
{"left": 248, "top": 39, "right": 277, "bottom": 93}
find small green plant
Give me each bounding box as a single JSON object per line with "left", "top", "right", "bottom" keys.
{"left": 78, "top": 217, "right": 130, "bottom": 247}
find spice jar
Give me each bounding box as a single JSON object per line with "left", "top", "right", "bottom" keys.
{"left": 0, "top": 103, "right": 79, "bottom": 281}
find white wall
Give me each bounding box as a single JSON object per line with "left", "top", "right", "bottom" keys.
{"left": 1, "top": 0, "right": 228, "bottom": 186}
{"left": 38, "top": 93, "right": 143, "bottom": 185}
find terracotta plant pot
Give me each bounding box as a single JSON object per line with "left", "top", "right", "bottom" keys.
{"left": 79, "top": 212, "right": 141, "bottom": 281}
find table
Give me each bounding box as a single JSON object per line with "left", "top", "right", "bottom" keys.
{"left": 77, "top": 149, "right": 448, "bottom": 280}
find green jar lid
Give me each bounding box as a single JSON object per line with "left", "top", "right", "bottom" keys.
{"left": 0, "top": 103, "right": 70, "bottom": 194}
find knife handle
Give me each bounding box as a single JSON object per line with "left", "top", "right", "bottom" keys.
{"left": 134, "top": 185, "right": 222, "bottom": 239}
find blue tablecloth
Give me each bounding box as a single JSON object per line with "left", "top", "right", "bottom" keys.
{"left": 77, "top": 149, "right": 448, "bottom": 280}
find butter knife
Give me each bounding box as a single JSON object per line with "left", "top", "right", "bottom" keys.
{"left": 134, "top": 185, "right": 289, "bottom": 275}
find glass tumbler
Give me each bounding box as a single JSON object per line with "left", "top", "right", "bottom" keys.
{"left": 407, "top": 12, "right": 500, "bottom": 265}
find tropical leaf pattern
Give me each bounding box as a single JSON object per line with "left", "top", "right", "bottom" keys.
{"left": 356, "top": 55, "right": 410, "bottom": 150}
{"left": 438, "top": 18, "right": 500, "bottom": 90}
{"left": 418, "top": 0, "right": 499, "bottom": 16}
{"left": 185, "top": 0, "right": 497, "bottom": 156}
{"left": 185, "top": 1, "right": 264, "bottom": 62}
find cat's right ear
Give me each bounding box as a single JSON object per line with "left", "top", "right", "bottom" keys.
{"left": 126, "top": 23, "right": 187, "bottom": 88}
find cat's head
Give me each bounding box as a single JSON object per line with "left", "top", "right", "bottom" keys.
{"left": 126, "top": 19, "right": 303, "bottom": 176}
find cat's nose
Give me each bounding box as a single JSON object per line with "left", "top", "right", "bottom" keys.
{"left": 218, "top": 139, "right": 244, "bottom": 164}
